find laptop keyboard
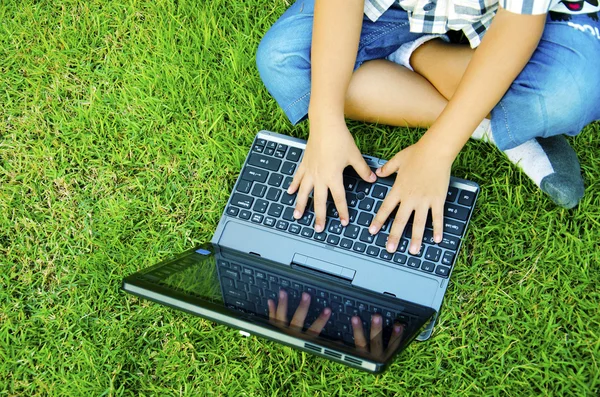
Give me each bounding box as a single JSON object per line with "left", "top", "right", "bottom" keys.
{"left": 225, "top": 136, "right": 477, "bottom": 279}
{"left": 218, "top": 257, "right": 416, "bottom": 346}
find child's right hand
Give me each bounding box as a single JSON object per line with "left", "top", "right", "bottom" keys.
{"left": 287, "top": 121, "right": 376, "bottom": 233}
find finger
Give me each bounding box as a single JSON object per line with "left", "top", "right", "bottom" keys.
{"left": 370, "top": 315, "right": 384, "bottom": 357}
{"left": 307, "top": 307, "right": 332, "bottom": 335}
{"left": 313, "top": 185, "right": 328, "bottom": 233}
{"left": 276, "top": 289, "right": 288, "bottom": 323}
{"left": 293, "top": 177, "right": 313, "bottom": 220}
{"left": 389, "top": 323, "right": 405, "bottom": 346}
{"left": 290, "top": 292, "right": 311, "bottom": 329}
{"left": 375, "top": 155, "right": 401, "bottom": 178}
{"left": 350, "top": 153, "right": 377, "bottom": 183}
{"left": 329, "top": 178, "right": 349, "bottom": 226}
{"left": 431, "top": 199, "right": 444, "bottom": 244}
{"left": 369, "top": 189, "right": 399, "bottom": 236}
{"left": 386, "top": 205, "right": 412, "bottom": 253}
{"left": 267, "top": 299, "right": 276, "bottom": 321}
{"left": 409, "top": 206, "right": 428, "bottom": 255}
{"left": 351, "top": 316, "right": 368, "bottom": 351}
{"left": 287, "top": 164, "right": 305, "bottom": 195}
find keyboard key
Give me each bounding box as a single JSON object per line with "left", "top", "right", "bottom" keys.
{"left": 375, "top": 233, "right": 388, "bottom": 248}
{"left": 407, "top": 258, "right": 421, "bottom": 268}
{"left": 357, "top": 212, "right": 373, "bottom": 227}
{"left": 327, "top": 235, "right": 340, "bottom": 246}
{"left": 356, "top": 181, "right": 372, "bottom": 195}
{"left": 236, "top": 180, "right": 252, "bottom": 193}
{"left": 266, "top": 141, "right": 277, "bottom": 149}
{"left": 421, "top": 261, "right": 435, "bottom": 272}
{"left": 231, "top": 193, "right": 254, "bottom": 209}
{"left": 241, "top": 166, "right": 268, "bottom": 183}
{"left": 444, "top": 219, "right": 465, "bottom": 236}
{"left": 289, "top": 224, "right": 301, "bottom": 234}
{"left": 442, "top": 251, "right": 455, "bottom": 266}
{"left": 425, "top": 247, "right": 442, "bottom": 262}
{"left": 439, "top": 235, "right": 460, "bottom": 251}
{"left": 393, "top": 253, "right": 407, "bottom": 264}
{"left": 280, "top": 192, "right": 296, "bottom": 206}
{"left": 297, "top": 212, "right": 314, "bottom": 226}
{"left": 435, "top": 265, "right": 450, "bottom": 277}
{"left": 239, "top": 210, "right": 251, "bottom": 220}
{"left": 264, "top": 217, "right": 276, "bottom": 227}
{"left": 314, "top": 232, "right": 327, "bottom": 241}
{"left": 301, "top": 227, "right": 314, "bottom": 238}
{"left": 256, "top": 139, "right": 266, "bottom": 147}
{"left": 379, "top": 250, "right": 393, "bottom": 260}
{"left": 282, "top": 207, "right": 295, "bottom": 221}
{"left": 366, "top": 246, "right": 380, "bottom": 257}
{"left": 226, "top": 206, "right": 239, "bottom": 216}
{"left": 267, "top": 203, "right": 283, "bottom": 217}
{"left": 276, "top": 220, "right": 289, "bottom": 230}
{"left": 267, "top": 173, "right": 283, "bottom": 187}
{"left": 358, "top": 197, "right": 375, "bottom": 211}
{"left": 286, "top": 148, "right": 302, "bottom": 162}
{"left": 444, "top": 203, "right": 469, "bottom": 221}
{"left": 343, "top": 176, "right": 357, "bottom": 191}
{"left": 343, "top": 225, "right": 360, "bottom": 239}
{"left": 346, "top": 192, "right": 358, "bottom": 208}
{"left": 328, "top": 220, "right": 343, "bottom": 235}
{"left": 397, "top": 239, "right": 409, "bottom": 253}
{"left": 266, "top": 187, "right": 281, "bottom": 201}
{"left": 281, "top": 161, "right": 296, "bottom": 175}
{"left": 371, "top": 185, "right": 388, "bottom": 199}
{"left": 252, "top": 144, "right": 264, "bottom": 153}
{"left": 274, "top": 150, "right": 285, "bottom": 158}
{"left": 253, "top": 199, "right": 269, "bottom": 213}
{"left": 353, "top": 242, "right": 366, "bottom": 252}
{"left": 251, "top": 214, "right": 264, "bottom": 223}
{"left": 251, "top": 184, "right": 267, "bottom": 198}
{"left": 359, "top": 229, "right": 375, "bottom": 244}
{"left": 458, "top": 190, "right": 475, "bottom": 206}
{"left": 446, "top": 187, "right": 458, "bottom": 202}
{"left": 248, "top": 153, "right": 281, "bottom": 171}
{"left": 326, "top": 203, "right": 339, "bottom": 218}
{"left": 340, "top": 238, "right": 353, "bottom": 249}
{"left": 283, "top": 177, "right": 293, "bottom": 189}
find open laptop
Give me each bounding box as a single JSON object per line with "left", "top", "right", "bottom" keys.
{"left": 122, "top": 130, "right": 479, "bottom": 372}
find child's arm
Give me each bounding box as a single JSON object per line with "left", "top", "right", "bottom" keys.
{"left": 288, "top": 0, "right": 376, "bottom": 233}
{"left": 371, "top": 7, "right": 547, "bottom": 254}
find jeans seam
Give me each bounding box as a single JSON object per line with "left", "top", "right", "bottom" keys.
{"left": 285, "top": 90, "right": 311, "bottom": 121}
{"left": 359, "top": 21, "right": 412, "bottom": 50}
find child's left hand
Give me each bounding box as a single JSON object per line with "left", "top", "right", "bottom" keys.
{"left": 368, "top": 140, "right": 454, "bottom": 254}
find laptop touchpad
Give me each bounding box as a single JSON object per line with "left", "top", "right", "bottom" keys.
{"left": 218, "top": 220, "right": 438, "bottom": 307}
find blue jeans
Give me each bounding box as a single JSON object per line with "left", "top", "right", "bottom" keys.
{"left": 256, "top": 0, "right": 600, "bottom": 150}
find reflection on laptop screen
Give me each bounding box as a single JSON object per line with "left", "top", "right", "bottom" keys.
{"left": 123, "top": 244, "right": 435, "bottom": 371}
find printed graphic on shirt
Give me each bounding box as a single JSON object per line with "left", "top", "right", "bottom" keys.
{"left": 566, "top": 20, "right": 600, "bottom": 38}
{"left": 550, "top": 0, "right": 600, "bottom": 21}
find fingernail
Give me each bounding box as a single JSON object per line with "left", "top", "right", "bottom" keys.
{"left": 302, "top": 292, "right": 310, "bottom": 301}
{"left": 323, "top": 308, "right": 331, "bottom": 315}
{"left": 375, "top": 168, "right": 382, "bottom": 176}
{"left": 369, "top": 226, "right": 377, "bottom": 235}
{"left": 279, "top": 289, "right": 285, "bottom": 298}
{"left": 341, "top": 218, "right": 348, "bottom": 226}
{"left": 435, "top": 233, "right": 442, "bottom": 243}
{"left": 369, "top": 172, "right": 377, "bottom": 182}
{"left": 373, "top": 316, "right": 381, "bottom": 324}
{"left": 352, "top": 317, "right": 360, "bottom": 325}
{"left": 315, "top": 224, "right": 323, "bottom": 233}
{"left": 293, "top": 210, "right": 301, "bottom": 219}
{"left": 394, "top": 325, "right": 402, "bottom": 333}
{"left": 387, "top": 242, "right": 396, "bottom": 252}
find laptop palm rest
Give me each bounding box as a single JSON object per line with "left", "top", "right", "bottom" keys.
{"left": 217, "top": 220, "right": 438, "bottom": 307}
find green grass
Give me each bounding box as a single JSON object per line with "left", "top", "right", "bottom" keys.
{"left": 1, "top": 0, "right": 599, "bottom": 395}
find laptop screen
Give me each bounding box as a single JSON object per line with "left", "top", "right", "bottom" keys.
{"left": 122, "top": 243, "right": 435, "bottom": 371}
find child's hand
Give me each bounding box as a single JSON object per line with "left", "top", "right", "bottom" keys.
{"left": 287, "top": 122, "right": 376, "bottom": 232}
{"left": 369, "top": 140, "right": 453, "bottom": 254}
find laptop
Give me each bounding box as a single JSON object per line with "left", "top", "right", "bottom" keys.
{"left": 122, "top": 130, "right": 480, "bottom": 373}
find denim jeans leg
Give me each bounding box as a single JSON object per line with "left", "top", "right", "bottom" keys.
{"left": 490, "top": 13, "right": 600, "bottom": 150}
{"left": 256, "top": 1, "right": 423, "bottom": 125}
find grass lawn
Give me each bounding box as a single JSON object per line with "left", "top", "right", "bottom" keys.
{"left": 1, "top": 0, "right": 599, "bottom": 395}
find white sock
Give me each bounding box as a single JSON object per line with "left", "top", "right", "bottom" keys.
{"left": 470, "top": 119, "right": 554, "bottom": 187}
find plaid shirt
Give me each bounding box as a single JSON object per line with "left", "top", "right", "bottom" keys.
{"left": 364, "top": 0, "right": 559, "bottom": 47}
